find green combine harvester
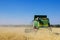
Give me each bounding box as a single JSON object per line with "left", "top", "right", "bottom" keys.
{"left": 25, "top": 15, "right": 50, "bottom": 33}
{"left": 33, "top": 15, "right": 50, "bottom": 29}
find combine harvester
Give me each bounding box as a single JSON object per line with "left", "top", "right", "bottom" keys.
{"left": 33, "top": 15, "right": 50, "bottom": 29}
{"left": 25, "top": 15, "right": 51, "bottom": 33}
{"left": 25, "top": 15, "right": 60, "bottom": 36}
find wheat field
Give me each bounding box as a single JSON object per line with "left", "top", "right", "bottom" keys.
{"left": 0, "top": 27, "right": 60, "bottom": 40}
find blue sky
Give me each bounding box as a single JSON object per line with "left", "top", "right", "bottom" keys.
{"left": 0, "top": 0, "right": 60, "bottom": 25}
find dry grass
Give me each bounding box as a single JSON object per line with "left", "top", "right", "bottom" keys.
{"left": 0, "top": 27, "right": 60, "bottom": 40}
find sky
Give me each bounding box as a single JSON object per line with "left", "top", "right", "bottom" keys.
{"left": 0, "top": 0, "right": 60, "bottom": 25}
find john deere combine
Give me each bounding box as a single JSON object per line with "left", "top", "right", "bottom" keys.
{"left": 33, "top": 15, "right": 50, "bottom": 29}
{"left": 25, "top": 15, "right": 50, "bottom": 33}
